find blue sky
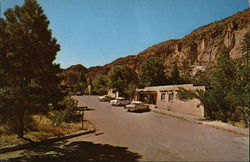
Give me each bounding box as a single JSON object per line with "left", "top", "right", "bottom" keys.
{"left": 1, "top": 0, "right": 249, "bottom": 68}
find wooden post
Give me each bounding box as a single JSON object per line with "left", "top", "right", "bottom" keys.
{"left": 77, "top": 106, "right": 87, "bottom": 130}
{"left": 81, "top": 109, "right": 84, "bottom": 130}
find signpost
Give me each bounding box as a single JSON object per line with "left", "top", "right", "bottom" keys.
{"left": 77, "top": 106, "right": 88, "bottom": 130}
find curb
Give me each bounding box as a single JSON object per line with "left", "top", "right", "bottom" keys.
{"left": 151, "top": 110, "right": 197, "bottom": 123}
{"left": 152, "top": 109, "right": 249, "bottom": 137}
{"left": 198, "top": 122, "right": 249, "bottom": 137}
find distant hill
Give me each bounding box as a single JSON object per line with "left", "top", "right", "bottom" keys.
{"left": 60, "top": 8, "right": 250, "bottom": 86}
{"left": 58, "top": 64, "right": 88, "bottom": 86}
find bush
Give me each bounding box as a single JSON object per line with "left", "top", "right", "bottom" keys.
{"left": 49, "top": 97, "right": 80, "bottom": 125}
{"left": 230, "top": 106, "right": 249, "bottom": 128}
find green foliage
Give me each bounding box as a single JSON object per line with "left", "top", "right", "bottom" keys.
{"left": 74, "top": 82, "right": 86, "bottom": 94}
{"left": 139, "top": 57, "right": 166, "bottom": 87}
{"left": 107, "top": 65, "right": 138, "bottom": 96}
{"left": 191, "top": 70, "right": 211, "bottom": 87}
{"left": 177, "top": 50, "right": 249, "bottom": 126}
{"left": 92, "top": 74, "right": 108, "bottom": 95}
{"left": 49, "top": 97, "right": 79, "bottom": 125}
{"left": 124, "top": 83, "right": 138, "bottom": 100}
{"left": 169, "top": 64, "right": 180, "bottom": 84}
{"left": 0, "top": 0, "right": 65, "bottom": 137}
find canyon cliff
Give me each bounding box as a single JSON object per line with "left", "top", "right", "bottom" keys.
{"left": 60, "top": 9, "right": 250, "bottom": 85}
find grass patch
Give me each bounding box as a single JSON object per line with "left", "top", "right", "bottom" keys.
{"left": 0, "top": 115, "right": 94, "bottom": 149}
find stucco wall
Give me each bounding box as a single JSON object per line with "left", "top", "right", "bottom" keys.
{"left": 156, "top": 85, "right": 205, "bottom": 117}
{"left": 138, "top": 84, "right": 205, "bottom": 117}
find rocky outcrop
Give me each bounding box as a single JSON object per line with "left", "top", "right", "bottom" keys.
{"left": 62, "top": 9, "right": 250, "bottom": 83}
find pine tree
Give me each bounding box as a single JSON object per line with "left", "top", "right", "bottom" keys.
{"left": 139, "top": 57, "right": 166, "bottom": 87}
{"left": 170, "top": 64, "right": 180, "bottom": 84}
{"left": 0, "top": 0, "right": 65, "bottom": 137}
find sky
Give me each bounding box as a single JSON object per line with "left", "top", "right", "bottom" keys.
{"left": 1, "top": 0, "right": 249, "bottom": 68}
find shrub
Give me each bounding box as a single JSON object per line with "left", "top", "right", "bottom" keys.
{"left": 49, "top": 97, "right": 80, "bottom": 125}
{"left": 230, "top": 106, "right": 249, "bottom": 128}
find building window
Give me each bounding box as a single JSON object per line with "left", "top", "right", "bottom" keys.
{"left": 168, "top": 91, "right": 174, "bottom": 102}
{"left": 161, "top": 93, "right": 166, "bottom": 101}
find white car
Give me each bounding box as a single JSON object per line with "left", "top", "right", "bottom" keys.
{"left": 98, "top": 95, "right": 111, "bottom": 102}
{"left": 110, "top": 97, "right": 130, "bottom": 106}
{"left": 125, "top": 101, "right": 150, "bottom": 112}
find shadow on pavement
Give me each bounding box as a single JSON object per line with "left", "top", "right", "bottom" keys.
{"left": 127, "top": 109, "right": 151, "bottom": 113}
{"left": 84, "top": 107, "right": 95, "bottom": 111}
{"left": 0, "top": 130, "right": 95, "bottom": 154}
{"left": 8, "top": 141, "right": 142, "bottom": 162}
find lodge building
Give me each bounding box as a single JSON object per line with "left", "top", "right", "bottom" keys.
{"left": 134, "top": 84, "right": 205, "bottom": 117}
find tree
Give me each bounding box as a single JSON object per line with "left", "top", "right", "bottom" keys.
{"left": 177, "top": 50, "right": 249, "bottom": 125}
{"left": 139, "top": 57, "right": 166, "bottom": 87}
{"left": 92, "top": 74, "right": 108, "bottom": 95}
{"left": 241, "top": 31, "right": 250, "bottom": 63}
{"left": 170, "top": 64, "right": 180, "bottom": 84}
{"left": 0, "top": 0, "right": 65, "bottom": 137}
{"left": 107, "top": 65, "right": 138, "bottom": 97}
{"left": 124, "top": 83, "right": 138, "bottom": 100}
{"left": 74, "top": 70, "right": 87, "bottom": 93}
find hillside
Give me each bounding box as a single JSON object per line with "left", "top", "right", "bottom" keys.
{"left": 58, "top": 64, "right": 88, "bottom": 86}
{"left": 61, "top": 8, "right": 250, "bottom": 84}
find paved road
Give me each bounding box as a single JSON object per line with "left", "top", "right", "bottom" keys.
{"left": 70, "top": 96, "right": 249, "bottom": 161}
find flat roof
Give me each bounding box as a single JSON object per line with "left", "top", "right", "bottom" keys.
{"left": 137, "top": 84, "right": 205, "bottom": 92}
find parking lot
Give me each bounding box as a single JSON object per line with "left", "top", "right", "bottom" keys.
{"left": 71, "top": 95, "right": 249, "bottom": 161}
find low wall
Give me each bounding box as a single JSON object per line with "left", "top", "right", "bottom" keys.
{"left": 156, "top": 98, "right": 204, "bottom": 117}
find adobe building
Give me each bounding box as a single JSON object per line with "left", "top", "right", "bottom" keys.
{"left": 135, "top": 84, "right": 205, "bottom": 117}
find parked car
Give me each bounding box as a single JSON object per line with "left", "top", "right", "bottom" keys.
{"left": 75, "top": 91, "right": 82, "bottom": 96}
{"left": 110, "top": 97, "right": 130, "bottom": 106}
{"left": 98, "top": 95, "right": 111, "bottom": 102}
{"left": 125, "top": 101, "right": 150, "bottom": 112}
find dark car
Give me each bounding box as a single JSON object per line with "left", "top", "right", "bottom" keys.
{"left": 75, "top": 91, "right": 82, "bottom": 96}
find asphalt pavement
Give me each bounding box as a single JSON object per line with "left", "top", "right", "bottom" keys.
{"left": 70, "top": 95, "right": 249, "bottom": 161}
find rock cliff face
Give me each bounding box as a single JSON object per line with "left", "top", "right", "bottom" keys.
{"left": 62, "top": 9, "right": 250, "bottom": 83}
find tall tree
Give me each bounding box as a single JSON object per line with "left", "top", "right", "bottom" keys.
{"left": 124, "top": 83, "right": 138, "bottom": 100}
{"left": 74, "top": 70, "right": 87, "bottom": 93}
{"left": 233, "top": 31, "right": 250, "bottom": 109}
{"left": 139, "top": 57, "right": 166, "bottom": 87}
{"left": 170, "top": 64, "right": 180, "bottom": 84}
{"left": 107, "top": 65, "right": 138, "bottom": 97}
{"left": 92, "top": 74, "right": 108, "bottom": 95}
{"left": 0, "top": 0, "right": 64, "bottom": 137}
{"left": 241, "top": 30, "right": 250, "bottom": 63}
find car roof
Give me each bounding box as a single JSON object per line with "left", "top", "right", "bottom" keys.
{"left": 116, "top": 97, "right": 126, "bottom": 100}
{"left": 131, "top": 101, "right": 142, "bottom": 104}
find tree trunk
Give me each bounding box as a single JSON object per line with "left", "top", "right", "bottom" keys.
{"left": 17, "top": 111, "right": 24, "bottom": 138}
